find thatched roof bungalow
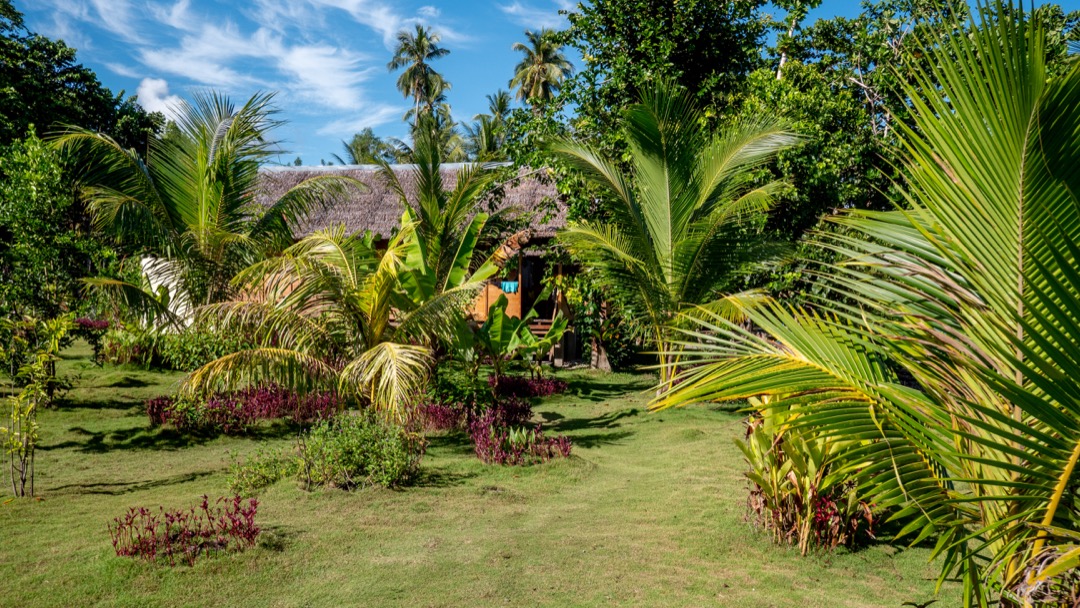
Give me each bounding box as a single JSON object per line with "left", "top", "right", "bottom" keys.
{"left": 255, "top": 163, "right": 566, "bottom": 240}
{"left": 255, "top": 163, "right": 570, "bottom": 326}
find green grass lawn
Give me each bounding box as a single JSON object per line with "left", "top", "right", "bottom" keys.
{"left": 0, "top": 343, "right": 958, "bottom": 607}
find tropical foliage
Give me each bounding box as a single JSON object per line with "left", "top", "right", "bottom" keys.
{"left": 0, "top": 133, "right": 113, "bottom": 320}
{"left": 469, "top": 293, "right": 568, "bottom": 384}
{"left": 332, "top": 128, "right": 401, "bottom": 165}
{"left": 377, "top": 118, "right": 509, "bottom": 320}
{"left": 53, "top": 91, "right": 357, "bottom": 309}
{"left": 186, "top": 121, "right": 508, "bottom": 420}
{"left": 551, "top": 79, "right": 798, "bottom": 386}
{"left": 657, "top": 3, "right": 1080, "bottom": 604}
{"left": 0, "top": 0, "right": 160, "bottom": 149}
{"left": 184, "top": 224, "right": 434, "bottom": 422}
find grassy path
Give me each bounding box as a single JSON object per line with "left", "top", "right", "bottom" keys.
{"left": 0, "top": 345, "right": 956, "bottom": 607}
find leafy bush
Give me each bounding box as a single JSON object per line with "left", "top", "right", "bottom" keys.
{"left": 297, "top": 412, "right": 424, "bottom": 490}
{"left": 157, "top": 328, "right": 253, "bottom": 371}
{"left": 488, "top": 375, "right": 569, "bottom": 398}
{"left": 738, "top": 401, "right": 875, "bottom": 555}
{"left": 100, "top": 327, "right": 158, "bottom": 367}
{"left": 99, "top": 326, "right": 254, "bottom": 371}
{"left": 146, "top": 386, "right": 341, "bottom": 435}
{"left": 485, "top": 395, "right": 533, "bottom": 427}
{"left": 228, "top": 445, "right": 297, "bottom": 496}
{"left": 467, "top": 396, "right": 571, "bottom": 466}
{"left": 108, "top": 495, "right": 260, "bottom": 566}
{"left": 430, "top": 364, "right": 489, "bottom": 407}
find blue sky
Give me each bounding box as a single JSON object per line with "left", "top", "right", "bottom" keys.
{"left": 15, "top": 0, "right": 1078, "bottom": 164}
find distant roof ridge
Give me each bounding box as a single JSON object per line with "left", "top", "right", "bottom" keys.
{"left": 254, "top": 163, "right": 565, "bottom": 239}
{"left": 263, "top": 161, "right": 514, "bottom": 172}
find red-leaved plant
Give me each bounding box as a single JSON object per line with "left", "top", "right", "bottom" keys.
{"left": 108, "top": 495, "right": 260, "bottom": 566}
{"left": 488, "top": 375, "right": 569, "bottom": 398}
{"left": 146, "top": 386, "right": 341, "bottom": 434}
{"left": 468, "top": 398, "right": 572, "bottom": 465}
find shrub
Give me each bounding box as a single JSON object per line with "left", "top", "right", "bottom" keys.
{"left": 229, "top": 445, "right": 297, "bottom": 496}
{"left": 488, "top": 375, "right": 569, "bottom": 398}
{"left": 297, "top": 412, "right": 424, "bottom": 490}
{"left": 232, "top": 385, "right": 340, "bottom": 425}
{"left": 468, "top": 402, "right": 572, "bottom": 466}
{"left": 431, "top": 365, "right": 489, "bottom": 407}
{"left": 145, "top": 386, "right": 341, "bottom": 434}
{"left": 157, "top": 328, "right": 253, "bottom": 371}
{"left": 108, "top": 495, "right": 260, "bottom": 566}
{"left": 145, "top": 395, "right": 173, "bottom": 426}
{"left": 483, "top": 395, "right": 533, "bottom": 427}
{"left": 100, "top": 327, "right": 158, "bottom": 367}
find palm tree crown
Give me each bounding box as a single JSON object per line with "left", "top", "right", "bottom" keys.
{"left": 551, "top": 80, "right": 798, "bottom": 386}
{"left": 487, "top": 90, "right": 512, "bottom": 125}
{"left": 509, "top": 29, "right": 573, "bottom": 106}
{"left": 388, "top": 24, "right": 451, "bottom": 125}
{"left": 53, "top": 91, "right": 356, "bottom": 307}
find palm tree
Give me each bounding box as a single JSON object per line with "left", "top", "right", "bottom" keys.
{"left": 388, "top": 25, "right": 450, "bottom": 126}
{"left": 332, "top": 128, "right": 396, "bottom": 165}
{"left": 379, "top": 116, "right": 507, "bottom": 314}
{"left": 463, "top": 114, "right": 504, "bottom": 162}
{"left": 53, "top": 91, "right": 356, "bottom": 309}
{"left": 186, "top": 225, "right": 440, "bottom": 422}
{"left": 486, "top": 90, "right": 512, "bottom": 126}
{"left": 551, "top": 79, "right": 798, "bottom": 387}
{"left": 657, "top": 3, "right": 1080, "bottom": 605}
{"left": 509, "top": 29, "right": 573, "bottom": 109}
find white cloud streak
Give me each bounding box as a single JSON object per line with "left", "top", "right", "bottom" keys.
{"left": 498, "top": 1, "right": 572, "bottom": 30}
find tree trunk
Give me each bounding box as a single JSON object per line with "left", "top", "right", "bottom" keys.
{"left": 776, "top": 20, "right": 797, "bottom": 80}
{"left": 590, "top": 337, "right": 611, "bottom": 372}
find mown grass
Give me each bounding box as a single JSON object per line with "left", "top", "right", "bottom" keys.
{"left": 0, "top": 342, "right": 958, "bottom": 607}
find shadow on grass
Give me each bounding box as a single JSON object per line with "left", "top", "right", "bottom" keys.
{"left": 412, "top": 467, "right": 476, "bottom": 489}
{"left": 258, "top": 524, "right": 303, "bottom": 552}
{"left": 567, "top": 430, "right": 636, "bottom": 448}
{"left": 49, "top": 470, "right": 215, "bottom": 496}
{"left": 563, "top": 377, "right": 651, "bottom": 403}
{"left": 425, "top": 432, "right": 476, "bottom": 457}
{"left": 549, "top": 407, "right": 641, "bottom": 433}
{"left": 54, "top": 398, "right": 144, "bottom": 412}
{"left": 42, "top": 421, "right": 298, "bottom": 453}
{"left": 102, "top": 375, "right": 156, "bottom": 389}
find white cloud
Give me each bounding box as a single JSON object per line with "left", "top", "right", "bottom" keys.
{"left": 87, "top": 0, "right": 146, "bottom": 42}
{"left": 317, "top": 105, "right": 404, "bottom": 136}
{"left": 105, "top": 62, "right": 146, "bottom": 79}
{"left": 498, "top": 1, "right": 571, "bottom": 30}
{"left": 149, "top": 0, "right": 197, "bottom": 32}
{"left": 136, "top": 78, "right": 184, "bottom": 120}
{"left": 276, "top": 45, "right": 376, "bottom": 111}
{"left": 25, "top": 0, "right": 446, "bottom": 152}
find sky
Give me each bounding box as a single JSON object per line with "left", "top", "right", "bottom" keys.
{"left": 15, "top": 0, "right": 1078, "bottom": 165}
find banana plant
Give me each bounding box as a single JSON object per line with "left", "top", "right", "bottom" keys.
{"left": 475, "top": 290, "right": 568, "bottom": 385}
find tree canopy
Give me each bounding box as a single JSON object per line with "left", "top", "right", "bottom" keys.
{"left": 0, "top": 0, "right": 160, "bottom": 148}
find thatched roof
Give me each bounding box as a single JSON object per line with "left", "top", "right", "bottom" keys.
{"left": 256, "top": 163, "right": 566, "bottom": 240}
